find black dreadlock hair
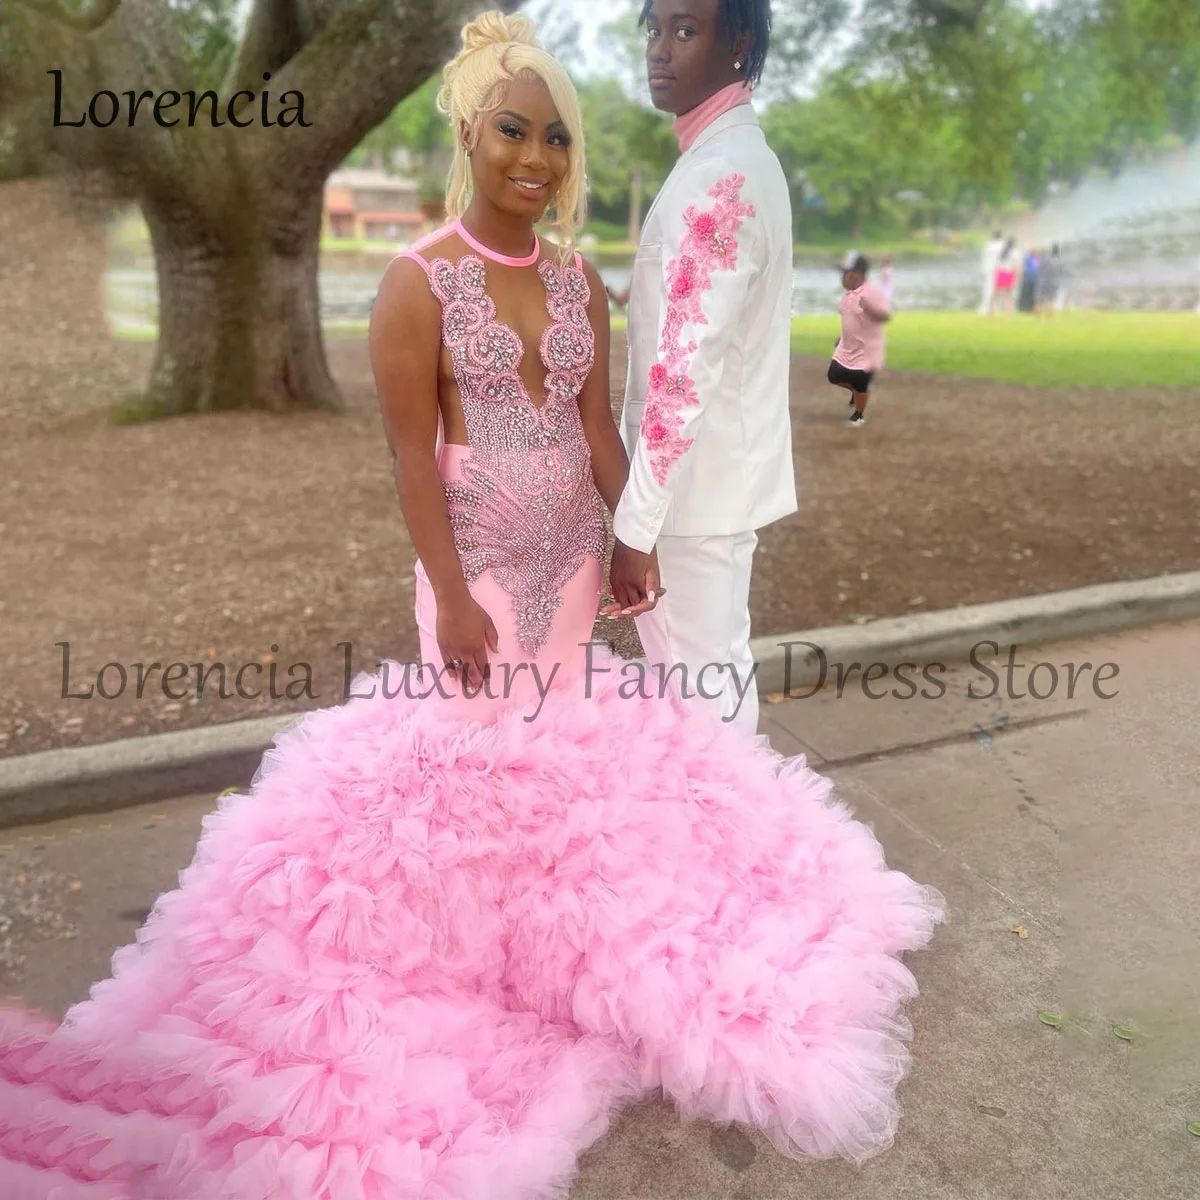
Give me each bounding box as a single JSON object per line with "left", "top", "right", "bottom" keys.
{"left": 638, "top": 0, "right": 772, "bottom": 88}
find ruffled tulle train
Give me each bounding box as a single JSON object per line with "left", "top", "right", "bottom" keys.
{"left": 0, "top": 655, "right": 944, "bottom": 1198}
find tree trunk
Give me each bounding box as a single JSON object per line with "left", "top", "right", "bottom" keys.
{"left": 6, "top": 0, "right": 520, "bottom": 419}
{"left": 137, "top": 186, "right": 340, "bottom": 416}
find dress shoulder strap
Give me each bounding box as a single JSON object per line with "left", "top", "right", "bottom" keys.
{"left": 389, "top": 223, "right": 459, "bottom": 279}
{"left": 392, "top": 249, "right": 431, "bottom": 278}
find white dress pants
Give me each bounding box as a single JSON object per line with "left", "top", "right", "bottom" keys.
{"left": 634, "top": 531, "right": 759, "bottom": 736}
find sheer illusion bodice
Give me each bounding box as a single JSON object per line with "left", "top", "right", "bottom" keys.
{"left": 400, "top": 222, "right": 606, "bottom": 661}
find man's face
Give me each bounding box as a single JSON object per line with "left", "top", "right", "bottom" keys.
{"left": 842, "top": 269, "right": 865, "bottom": 291}
{"left": 644, "top": 0, "right": 746, "bottom": 116}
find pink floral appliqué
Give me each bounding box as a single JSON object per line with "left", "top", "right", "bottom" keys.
{"left": 641, "top": 173, "right": 755, "bottom": 485}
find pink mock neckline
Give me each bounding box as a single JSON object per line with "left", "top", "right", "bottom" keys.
{"left": 673, "top": 81, "right": 752, "bottom": 153}
{"left": 454, "top": 217, "right": 540, "bottom": 267}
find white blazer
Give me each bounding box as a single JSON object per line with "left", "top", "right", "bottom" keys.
{"left": 612, "top": 104, "right": 798, "bottom": 555}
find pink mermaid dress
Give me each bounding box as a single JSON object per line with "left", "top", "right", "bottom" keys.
{"left": 0, "top": 221, "right": 944, "bottom": 1199}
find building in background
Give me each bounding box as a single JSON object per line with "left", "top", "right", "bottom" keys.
{"left": 323, "top": 167, "right": 424, "bottom": 243}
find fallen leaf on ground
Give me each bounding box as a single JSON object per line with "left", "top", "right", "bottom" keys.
{"left": 1187, "top": 1122, "right": 1200, "bottom": 1137}
{"left": 69, "top": 881, "right": 82, "bottom": 891}
{"left": 1009, "top": 924, "right": 1029, "bottom": 938}
{"left": 1112, "top": 1026, "right": 1135, "bottom": 1041}
{"left": 764, "top": 692, "right": 787, "bottom": 705}
{"left": 1038, "top": 1011, "right": 1063, "bottom": 1027}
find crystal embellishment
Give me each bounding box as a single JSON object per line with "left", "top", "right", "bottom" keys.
{"left": 427, "top": 253, "right": 606, "bottom": 656}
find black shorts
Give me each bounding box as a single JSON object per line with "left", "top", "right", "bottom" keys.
{"left": 828, "top": 359, "right": 873, "bottom": 393}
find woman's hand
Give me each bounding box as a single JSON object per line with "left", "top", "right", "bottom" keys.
{"left": 436, "top": 592, "right": 500, "bottom": 689}
{"left": 602, "top": 541, "right": 662, "bottom": 619}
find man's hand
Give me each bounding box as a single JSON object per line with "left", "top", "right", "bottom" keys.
{"left": 603, "top": 540, "right": 662, "bottom": 618}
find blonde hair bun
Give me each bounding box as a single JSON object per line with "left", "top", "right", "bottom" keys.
{"left": 459, "top": 11, "right": 538, "bottom": 54}
{"left": 438, "top": 10, "right": 587, "bottom": 257}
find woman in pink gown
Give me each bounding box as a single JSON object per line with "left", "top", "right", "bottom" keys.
{"left": 0, "top": 14, "right": 943, "bottom": 1199}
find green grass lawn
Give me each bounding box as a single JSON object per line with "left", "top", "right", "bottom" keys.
{"left": 791, "top": 311, "right": 1200, "bottom": 389}
{"left": 112, "top": 310, "right": 1198, "bottom": 391}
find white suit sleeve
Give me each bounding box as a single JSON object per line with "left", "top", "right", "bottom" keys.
{"left": 612, "top": 169, "right": 759, "bottom": 554}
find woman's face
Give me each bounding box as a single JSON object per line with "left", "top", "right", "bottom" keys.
{"left": 465, "top": 78, "right": 572, "bottom": 222}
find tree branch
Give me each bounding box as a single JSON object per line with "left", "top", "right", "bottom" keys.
{"left": 256, "top": 0, "right": 524, "bottom": 202}
{"left": 221, "top": 0, "right": 307, "bottom": 97}
{"left": 14, "top": 0, "right": 121, "bottom": 32}
{"left": 911, "top": 0, "right": 987, "bottom": 30}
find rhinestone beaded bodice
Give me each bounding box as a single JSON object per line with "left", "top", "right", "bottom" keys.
{"left": 425, "top": 251, "right": 606, "bottom": 657}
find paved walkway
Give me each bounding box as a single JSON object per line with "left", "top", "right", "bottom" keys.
{"left": 2, "top": 621, "right": 1198, "bottom": 1198}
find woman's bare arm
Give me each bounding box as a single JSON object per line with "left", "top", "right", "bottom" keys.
{"left": 576, "top": 259, "right": 659, "bottom": 617}
{"left": 370, "top": 258, "right": 497, "bottom": 684}
{"left": 577, "top": 259, "right": 632, "bottom": 516}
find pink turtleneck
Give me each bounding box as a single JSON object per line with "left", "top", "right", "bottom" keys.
{"left": 672, "top": 81, "right": 752, "bottom": 153}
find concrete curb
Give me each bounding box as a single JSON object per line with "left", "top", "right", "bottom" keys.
{"left": 749, "top": 570, "right": 1200, "bottom": 695}
{"left": 3, "top": 571, "right": 1199, "bottom": 828}
{"left": 0, "top": 714, "right": 300, "bottom": 830}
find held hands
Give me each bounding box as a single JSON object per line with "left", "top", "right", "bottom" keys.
{"left": 436, "top": 591, "right": 499, "bottom": 689}
{"left": 602, "top": 540, "right": 662, "bottom": 620}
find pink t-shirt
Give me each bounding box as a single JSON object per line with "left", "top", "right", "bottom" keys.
{"left": 834, "top": 282, "right": 891, "bottom": 372}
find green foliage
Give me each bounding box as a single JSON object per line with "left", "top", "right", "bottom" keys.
{"left": 330, "top": 0, "right": 1200, "bottom": 237}
{"left": 1091, "top": 0, "right": 1200, "bottom": 142}
{"left": 349, "top": 74, "right": 451, "bottom": 179}
{"left": 0, "top": 0, "right": 238, "bottom": 178}
{"left": 763, "top": 73, "right": 972, "bottom": 238}
{"left": 757, "top": 0, "right": 853, "bottom": 101}
{"left": 576, "top": 77, "right": 675, "bottom": 221}
{"left": 168, "top": 0, "right": 239, "bottom": 90}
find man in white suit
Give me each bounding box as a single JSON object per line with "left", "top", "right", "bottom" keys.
{"left": 607, "top": 0, "right": 796, "bottom": 736}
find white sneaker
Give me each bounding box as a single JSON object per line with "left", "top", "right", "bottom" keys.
{"left": 849, "top": 410, "right": 866, "bottom": 427}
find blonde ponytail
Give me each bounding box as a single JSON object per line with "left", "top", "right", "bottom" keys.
{"left": 437, "top": 10, "right": 587, "bottom": 259}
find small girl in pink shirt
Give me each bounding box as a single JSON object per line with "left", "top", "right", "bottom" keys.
{"left": 827, "top": 252, "right": 892, "bottom": 427}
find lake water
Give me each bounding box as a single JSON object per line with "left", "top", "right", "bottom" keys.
{"left": 105, "top": 141, "right": 1200, "bottom": 331}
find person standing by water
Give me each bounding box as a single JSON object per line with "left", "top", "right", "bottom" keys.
{"left": 990, "top": 236, "right": 1021, "bottom": 316}
{"left": 1018, "top": 246, "right": 1042, "bottom": 313}
{"left": 1036, "top": 244, "right": 1062, "bottom": 316}
{"left": 979, "top": 229, "right": 1004, "bottom": 314}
